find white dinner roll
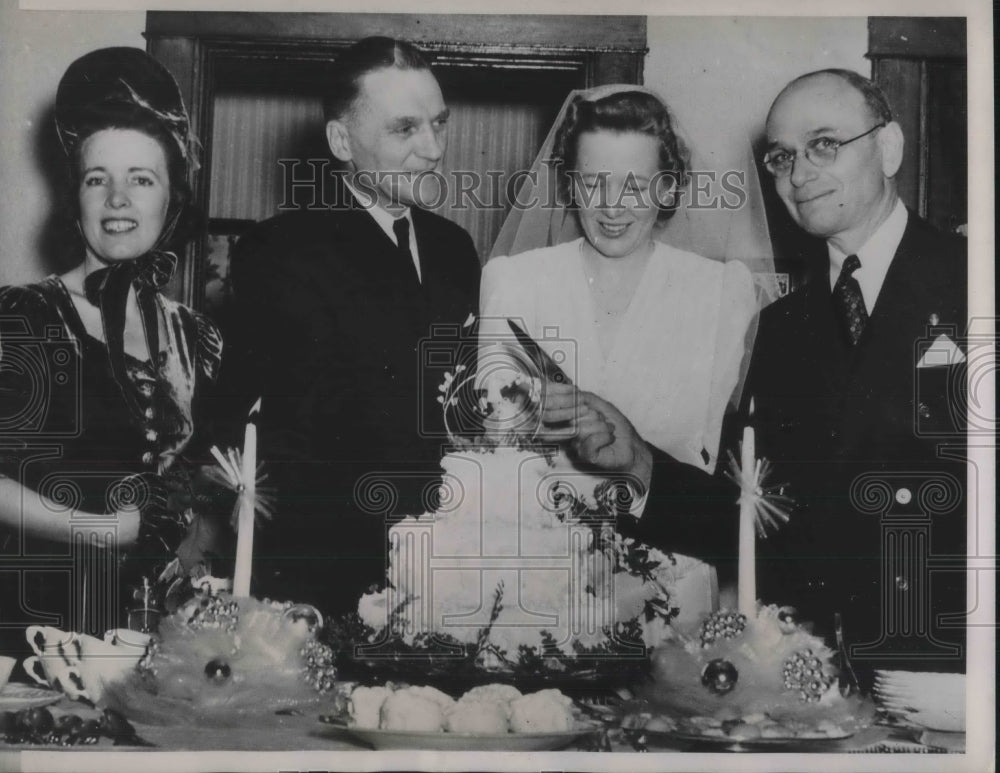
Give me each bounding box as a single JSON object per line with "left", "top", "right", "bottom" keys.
{"left": 446, "top": 700, "right": 509, "bottom": 734}
{"left": 459, "top": 683, "right": 522, "bottom": 717}
{"left": 348, "top": 685, "right": 392, "bottom": 729}
{"left": 508, "top": 689, "right": 575, "bottom": 733}
{"left": 380, "top": 690, "right": 445, "bottom": 732}
{"left": 461, "top": 683, "right": 522, "bottom": 704}
{"left": 401, "top": 684, "right": 456, "bottom": 712}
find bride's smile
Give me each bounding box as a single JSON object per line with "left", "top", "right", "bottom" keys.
{"left": 573, "top": 130, "right": 660, "bottom": 261}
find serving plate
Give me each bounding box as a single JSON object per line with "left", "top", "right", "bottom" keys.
{"left": 646, "top": 728, "right": 853, "bottom": 751}
{"left": 0, "top": 683, "right": 63, "bottom": 710}
{"left": 873, "top": 670, "right": 964, "bottom": 733}
{"left": 328, "top": 725, "right": 593, "bottom": 751}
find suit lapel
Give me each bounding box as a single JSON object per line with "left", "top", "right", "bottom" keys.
{"left": 837, "top": 214, "right": 932, "bottom": 449}
{"left": 411, "top": 207, "right": 437, "bottom": 292}
{"left": 334, "top": 181, "right": 424, "bottom": 293}
{"left": 413, "top": 207, "right": 456, "bottom": 314}
{"left": 846, "top": 214, "right": 924, "bottom": 381}
{"left": 336, "top": 186, "right": 396, "bottom": 268}
{"left": 861, "top": 214, "right": 924, "bottom": 329}
{"left": 799, "top": 276, "right": 852, "bottom": 395}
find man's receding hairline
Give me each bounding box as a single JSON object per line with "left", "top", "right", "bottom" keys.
{"left": 766, "top": 72, "right": 876, "bottom": 132}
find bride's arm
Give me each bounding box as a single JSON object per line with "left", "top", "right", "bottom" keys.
{"left": 0, "top": 476, "right": 141, "bottom": 546}
{"left": 477, "top": 255, "right": 538, "bottom": 400}
{"left": 478, "top": 254, "right": 534, "bottom": 344}
{"left": 703, "top": 261, "right": 758, "bottom": 472}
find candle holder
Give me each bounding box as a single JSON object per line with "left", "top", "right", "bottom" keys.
{"left": 129, "top": 577, "right": 161, "bottom": 633}
{"left": 127, "top": 607, "right": 161, "bottom": 634}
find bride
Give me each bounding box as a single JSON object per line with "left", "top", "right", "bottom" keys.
{"left": 482, "top": 86, "right": 773, "bottom": 471}
{"left": 480, "top": 86, "right": 774, "bottom": 592}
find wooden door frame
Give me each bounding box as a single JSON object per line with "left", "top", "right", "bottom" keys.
{"left": 145, "top": 12, "right": 647, "bottom": 308}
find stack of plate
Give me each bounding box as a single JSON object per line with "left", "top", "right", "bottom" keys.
{"left": 873, "top": 670, "right": 965, "bottom": 733}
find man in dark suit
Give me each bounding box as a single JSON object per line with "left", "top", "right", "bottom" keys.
{"left": 231, "top": 38, "right": 480, "bottom": 614}
{"left": 558, "top": 70, "right": 967, "bottom": 682}
{"left": 749, "top": 69, "right": 967, "bottom": 678}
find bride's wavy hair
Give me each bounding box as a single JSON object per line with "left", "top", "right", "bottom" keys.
{"left": 551, "top": 90, "right": 690, "bottom": 224}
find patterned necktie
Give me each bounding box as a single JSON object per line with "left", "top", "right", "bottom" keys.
{"left": 392, "top": 216, "right": 420, "bottom": 284}
{"left": 832, "top": 254, "right": 868, "bottom": 345}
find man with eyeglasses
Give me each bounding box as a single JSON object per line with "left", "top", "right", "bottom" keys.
{"left": 745, "top": 69, "right": 967, "bottom": 685}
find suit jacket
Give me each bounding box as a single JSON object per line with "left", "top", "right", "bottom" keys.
{"left": 635, "top": 211, "right": 967, "bottom": 679}
{"left": 230, "top": 188, "right": 480, "bottom": 613}
{"left": 747, "top": 210, "right": 967, "bottom": 677}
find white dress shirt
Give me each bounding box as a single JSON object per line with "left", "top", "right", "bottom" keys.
{"left": 345, "top": 180, "right": 422, "bottom": 281}
{"left": 827, "top": 197, "right": 907, "bottom": 314}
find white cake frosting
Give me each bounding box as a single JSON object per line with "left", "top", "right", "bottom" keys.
{"left": 357, "top": 444, "right": 714, "bottom": 659}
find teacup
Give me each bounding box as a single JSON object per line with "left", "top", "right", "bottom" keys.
{"left": 76, "top": 633, "right": 145, "bottom": 702}
{"left": 103, "top": 628, "right": 152, "bottom": 653}
{"left": 0, "top": 655, "right": 16, "bottom": 692}
{"left": 25, "top": 625, "right": 77, "bottom": 658}
{"left": 23, "top": 626, "right": 88, "bottom": 700}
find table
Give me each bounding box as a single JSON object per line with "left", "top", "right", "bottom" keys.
{"left": 0, "top": 692, "right": 961, "bottom": 772}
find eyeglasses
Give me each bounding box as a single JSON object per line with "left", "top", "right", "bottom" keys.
{"left": 763, "top": 123, "right": 886, "bottom": 178}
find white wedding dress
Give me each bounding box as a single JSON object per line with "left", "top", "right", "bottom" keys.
{"left": 480, "top": 237, "right": 757, "bottom": 474}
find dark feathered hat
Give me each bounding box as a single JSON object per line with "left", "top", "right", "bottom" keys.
{"left": 55, "top": 47, "right": 198, "bottom": 170}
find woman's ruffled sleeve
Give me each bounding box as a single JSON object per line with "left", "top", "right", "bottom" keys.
{"left": 479, "top": 253, "right": 540, "bottom": 339}
{"left": 0, "top": 285, "right": 62, "bottom": 479}
{"left": 477, "top": 254, "right": 538, "bottom": 389}
{"left": 480, "top": 255, "right": 523, "bottom": 331}
{"left": 0, "top": 284, "right": 57, "bottom": 339}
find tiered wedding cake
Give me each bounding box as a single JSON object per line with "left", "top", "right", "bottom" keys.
{"left": 356, "top": 368, "right": 714, "bottom": 664}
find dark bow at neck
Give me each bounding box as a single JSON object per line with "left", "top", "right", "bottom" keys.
{"left": 83, "top": 250, "right": 177, "bottom": 420}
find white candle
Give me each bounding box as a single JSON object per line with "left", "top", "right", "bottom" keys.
{"left": 737, "top": 409, "right": 756, "bottom": 618}
{"left": 233, "top": 398, "right": 261, "bottom": 598}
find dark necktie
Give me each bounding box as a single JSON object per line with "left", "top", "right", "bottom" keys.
{"left": 392, "top": 216, "right": 420, "bottom": 285}
{"left": 832, "top": 254, "right": 868, "bottom": 345}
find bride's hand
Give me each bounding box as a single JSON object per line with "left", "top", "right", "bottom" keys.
{"left": 538, "top": 381, "right": 588, "bottom": 441}
{"left": 576, "top": 391, "right": 653, "bottom": 492}
{"left": 539, "top": 381, "right": 620, "bottom": 447}
{"left": 540, "top": 383, "right": 653, "bottom": 491}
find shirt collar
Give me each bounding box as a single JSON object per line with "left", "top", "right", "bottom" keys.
{"left": 828, "top": 197, "right": 907, "bottom": 313}
{"left": 344, "top": 178, "right": 412, "bottom": 244}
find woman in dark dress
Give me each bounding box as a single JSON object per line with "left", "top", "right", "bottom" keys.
{"left": 0, "top": 48, "right": 221, "bottom": 655}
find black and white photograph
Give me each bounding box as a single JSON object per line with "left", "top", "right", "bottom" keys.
{"left": 0, "top": 1, "right": 993, "bottom": 770}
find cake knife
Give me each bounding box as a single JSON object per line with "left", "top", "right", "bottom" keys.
{"left": 506, "top": 319, "right": 572, "bottom": 385}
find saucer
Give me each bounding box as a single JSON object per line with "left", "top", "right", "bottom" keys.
{"left": 0, "top": 683, "right": 63, "bottom": 710}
